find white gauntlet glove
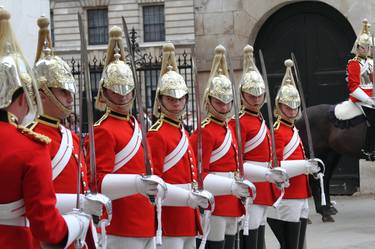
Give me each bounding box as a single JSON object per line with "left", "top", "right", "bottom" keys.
{"left": 231, "top": 180, "right": 251, "bottom": 199}
{"left": 187, "top": 192, "right": 209, "bottom": 209}
{"left": 59, "top": 210, "right": 91, "bottom": 249}
{"left": 265, "top": 167, "right": 289, "bottom": 185}
{"left": 306, "top": 158, "right": 323, "bottom": 175}
{"left": 136, "top": 175, "right": 165, "bottom": 197}
{"left": 81, "top": 194, "right": 103, "bottom": 217}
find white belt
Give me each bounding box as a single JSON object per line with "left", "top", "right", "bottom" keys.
{"left": 0, "top": 199, "right": 25, "bottom": 219}
{"left": 174, "top": 183, "right": 192, "bottom": 191}
{"left": 210, "top": 171, "right": 235, "bottom": 179}
{"left": 244, "top": 161, "right": 270, "bottom": 168}
{"left": 0, "top": 216, "right": 30, "bottom": 227}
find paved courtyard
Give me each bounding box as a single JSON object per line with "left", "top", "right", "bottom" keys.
{"left": 265, "top": 194, "right": 375, "bottom": 249}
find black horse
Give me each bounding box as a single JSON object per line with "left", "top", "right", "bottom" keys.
{"left": 295, "top": 103, "right": 371, "bottom": 222}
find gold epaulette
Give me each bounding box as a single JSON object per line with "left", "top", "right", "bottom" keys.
{"left": 201, "top": 117, "right": 211, "bottom": 128}
{"left": 94, "top": 112, "right": 109, "bottom": 126}
{"left": 17, "top": 125, "right": 51, "bottom": 144}
{"left": 149, "top": 119, "right": 163, "bottom": 131}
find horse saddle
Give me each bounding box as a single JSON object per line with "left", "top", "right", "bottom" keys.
{"left": 329, "top": 100, "right": 366, "bottom": 128}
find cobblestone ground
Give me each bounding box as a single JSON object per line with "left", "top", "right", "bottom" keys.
{"left": 265, "top": 195, "right": 375, "bottom": 249}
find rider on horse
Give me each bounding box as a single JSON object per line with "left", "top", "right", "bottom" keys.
{"left": 345, "top": 19, "right": 375, "bottom": 160}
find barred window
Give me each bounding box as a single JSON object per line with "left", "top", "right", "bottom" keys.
{"left": 143, "top": 5, "right": 165, "bottom": 42}
{"left": 87, "top": 9, "right": 108, "bottom": 45}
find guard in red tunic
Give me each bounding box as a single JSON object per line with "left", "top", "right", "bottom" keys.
{"left": 345, "top": 19, "right": 375, "bottom": 159}
{"left": 190, "top": 45, "right": 253, "bottom": 249}
{"left": 147, "top": 43, "right": 211, "bottom": 249}
{"left": 229, "top": 45, "right": 288, "bottom": 249}
{"left": 267, "top": 59, "right": 321, "bottom": 249}
{"left": 0, "top": 7, "right": 90, "bottom": 249}
{"left": 85, "top": 26, "right": 167, "bottom": 249}
{"left": 28, "top": 16, "right": 104, "bottom": 249}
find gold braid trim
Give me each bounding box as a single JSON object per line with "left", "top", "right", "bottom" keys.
{"left": 17, "top": 125, "right": 51, "bottom": 144}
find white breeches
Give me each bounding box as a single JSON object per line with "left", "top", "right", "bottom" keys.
{"left": 205, "top": 215, "right": 238, "bottom": 241}
{"left": 244, "top": 204, "right": 268, "bottom": 230}
{"left": 275, "top": 199, "right": 309, "bottom": 222}
{"left": 107, "top": 235, "right": 155, "bottom": 249}
{"left": 159, "top": 236, "right": 195, "bottom": 249}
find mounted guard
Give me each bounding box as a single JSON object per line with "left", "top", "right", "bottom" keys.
{"left": 334, "top": 19, "right": 375, "bottom": 160}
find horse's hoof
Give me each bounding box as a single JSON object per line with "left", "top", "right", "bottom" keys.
{"left": 322, "top": 215, "right": 335, "bottom": 222}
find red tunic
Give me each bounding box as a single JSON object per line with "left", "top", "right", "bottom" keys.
{"left": 0, "top": 111, "right": 68, "bottom": 249}
{"left": 190, "top": 116, "right": 244, "bottom": 217}
{"left": 147, "top": 116, "right": 201, "bottom": 236}
{"left": 85, "top": 111, "right": 155, "bottom": 237}
{"left": 229, "top": 109, "right": 276, "bottom": 206}
{"left": 347, "top": 58, "right": 373, "bottom": 102}
{"left": 29, "top": 115, "right": 89, "bottom": 194}
{"left": 29, "top": 115, "right": 91, "bottom": 249}
{"left": 274, "top": 118, "right": 311, "bottom": 199}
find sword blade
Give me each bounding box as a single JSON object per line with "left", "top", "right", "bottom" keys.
{"left": 121, "top": 16, "right": 152, "bottom": 176}
{"left": 78, "top": 13, "right": 98, "bottom": 193}
{"left": 225, "top": 50, "right": 244, "bottom": 178}
{"left": 372, "top": 35, "right": 375, "bottom": 97}
{"left": 191, "top": 47, "right": 203, "bottom": 190}
{"left": 291, "top": 52, "right": 315, "bottom": 159}
{"left": 258, "top": 50, "right": 278, "bottom": 167}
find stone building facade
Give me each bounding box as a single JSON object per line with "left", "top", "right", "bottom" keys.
{"left": 51, "top": 0, "right": 195, "bottom": 61}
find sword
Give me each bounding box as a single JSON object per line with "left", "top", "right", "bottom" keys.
{"left": 77, "top": 12, "right": 112, "bottom": 230}
{"left": 291, "top": 52, "right": 326, "bottom": 206}
{"left": 191, "top": 47, "right": 204, "bottom": 191}
{"left": 258, "top": 50, "right": 288, "bottom": 208}
{"left": 225, "top": 51, "right": 245, "bottom": 179}
{"left": 121, "top": 16, "right": 152, "bottom": 177}
{"left": 226, "top": 50, "right": 256, "bottom": 247}
{"left": 191, "top": 47, "right": 215, "bottom": 249}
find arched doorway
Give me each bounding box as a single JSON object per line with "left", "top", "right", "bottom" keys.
{"left": 254, "top": 2, "right": 358, "bottom": 194}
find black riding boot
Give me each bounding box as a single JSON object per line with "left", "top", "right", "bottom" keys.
{"left": 298, "top": 218, "right": 308, "bottom": 249}
{"left": 267, "top": 218, "right": 285, "bottom": 249}
{"left": 257, "top": 225, "right": 266, "bottom": 249}
{"left": 204, "top": 240, "right": 225, "bottom": 249}
{"left": 239, "top": 229, "right": 258, "bottom": 249}
{"left": 224, "top": 234, "right": 236, "bottom": 249}
{"left": 285, "top": 221, "right": 301, "bottom": 249}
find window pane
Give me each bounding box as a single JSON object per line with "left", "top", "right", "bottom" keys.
{"left": 87, "top": 9, "right": 108, "bottom": 45}
{"left": 143, "top": 5, "right": 165, "bottom": 42}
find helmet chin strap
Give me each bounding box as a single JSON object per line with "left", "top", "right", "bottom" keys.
{"left": 277, "top": 105, "right": 299, "bottom": 123}
{"left": 41, "top": 86, "right": 72, "bottom": 119}
{"left": 159, "top": 101, "right": 186, "bottom": 120}
{"left": 101, "top": 91, "right": 133, "bottom": 115}
{"left": 206, "top": 99, "right": 231, "bottom": 121}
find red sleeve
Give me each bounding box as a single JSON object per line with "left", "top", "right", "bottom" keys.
{"left": 23, "top": 145, "right": 68, "bottom": 244}
{"left": 190, "top": 128, "right": 215, "bottom": 179}
{"left": 274, "top": 129, "right": 285, "bottom": 164}
{"left": 347, "top": 60, "right": 361, "bottom": 93}
{"left": 85, "top": 127, "right": 116, "bottom": 192}
{"left": 147, "top": 131, "right": 167, "bottom": 177}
